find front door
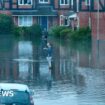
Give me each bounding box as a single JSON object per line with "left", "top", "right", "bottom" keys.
{"left": 40, "top": 16, "right": 48, "bottom": 31}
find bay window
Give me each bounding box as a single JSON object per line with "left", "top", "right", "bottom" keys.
{"left": 39, "top": 0, "right": 49, "bottom": 3}
{"left": 60, "top": 0, "right": 69, "bottom": 5}
{"left": 18, "top": 0, "right": 32, "bottom": 5}
{"left": 18, "top": 16, "right": 33, "bottom": 27}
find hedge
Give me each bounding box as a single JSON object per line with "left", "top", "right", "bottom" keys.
{"left": 13, "top": 24, "right": 42, "bottom": 40}
{"left": 0, "top": 14, "right": 14, "bottom": 34}
{"left": 49, "top": 26, "right": 91, "bottom": 41}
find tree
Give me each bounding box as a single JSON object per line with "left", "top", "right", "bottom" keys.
{"left": 0, "top": 14, "right": 14, "bottom": 34}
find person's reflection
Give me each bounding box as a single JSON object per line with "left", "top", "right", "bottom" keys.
{"left": 46, "top": 68, "right": 52, "bottom": 90}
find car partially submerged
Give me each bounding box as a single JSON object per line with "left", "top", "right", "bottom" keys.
{"left": 0, "top": 83, "right": 34, "bottom": 105}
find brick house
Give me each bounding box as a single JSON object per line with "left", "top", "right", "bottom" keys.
{"left": 78, "top": 0, "right": 105, "bottom": 40}
{"left": 1, "top": 0, "right": 105, "bottom": 37}
{"left": 0, "top": 0, "right": 78, "bottom": 80}
{"left": 0, "top": 0, "right": 78, "bottom": 31}
{"left": 78, "top": 0, "right": 105, "bottom": 69}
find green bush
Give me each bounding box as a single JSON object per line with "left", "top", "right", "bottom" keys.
{"left": 0, "top": 14, "right": 14, "bottom": 34}
{"left": 29, "top": 24, "right": 42, "bottom": 38}
{"left": 13, "top": 26, "right": 24, "bottom": 37}
{"left": 21, "top": 27, "right": 30, "bottom": 36}
{"left": 49, "top": 26, "right": 66, "bottom": 37}
{"left": 49, "top": 25, "right": 91, "bottom": 42}
{"left": 13, "top": 24, "right": 42, "bottom": 37}
{"left": 60, "top": 28, "right": 72, "bottom": 39}
{"left": 69, "top": 27, "right": 91, "bottom": 41}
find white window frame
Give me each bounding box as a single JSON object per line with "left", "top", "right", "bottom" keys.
{"left": 77, "top": 17, "right": 80, "bottom": 28}
{"left": 60, "top": 15, "right": 64, "bottom": 26}
{"left": 60, "top": 15, "right": 69, "bottom": 26}
{"left": 85, "top": 0, "right": 90, "bottom": 6}
{"left": 88, "top": 17, "right": 91, "bottom": 28}
{"left": 71, "top": 0, "right": 73, "bottom": 5}
{"left": 18, "top": 0, "right": 32, "bottom": 5}
{"left": 18, "top": 16, "right": 33, "bottom": 27}
{"left": 60, "top": 0, "right": 69, "bottom": 5}
{"left": 39, "top": 0, "right": 49, "bottom": 3}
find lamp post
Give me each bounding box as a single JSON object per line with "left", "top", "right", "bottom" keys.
{"left": 96, "top": 0, "right": 100, "bottom": 68}
{"left": 97, "top": 0, "right": 99, "bottom": 41}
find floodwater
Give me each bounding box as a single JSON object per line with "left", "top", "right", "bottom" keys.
{"left": 0, "top": 34, "right": 105, "bottom": 105}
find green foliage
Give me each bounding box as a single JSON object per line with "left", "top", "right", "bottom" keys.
{"left": 29, "top": 24, "right": 42, "bottom": 38}
{"left": 49, "top": 26, "right": 91, "bottom": 42}
{"left": 13, "top": 24, "right": 42, "bottom": 41}
{"left": 49, "top": 26, "right": 66, "bottom": 37}
{"left": 70, "top": 27, "right": 91, "bottom": 41}
{"left": 13, "top": 26, "right": 24, "bottom": 37}
{"left": 0, "top": 14, "right": 14, "bottom": 34}
{"left": 60, "top": 28, "right": 72, "bottom": 39}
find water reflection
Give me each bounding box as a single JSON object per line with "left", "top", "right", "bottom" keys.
{"left": 0, "top": 34, "right": 105, "bottom": 104}
{"left": 18, "top": 41, "right": 33, "bottom": 80}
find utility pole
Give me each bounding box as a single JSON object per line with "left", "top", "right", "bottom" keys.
{"left": 76, "top": 0, "right": 79, "bottom": 28}
{"left": 97, "top": 0, "right": 99, "bottom": 41}
{"left": 88, "top": 0, "right": 91, "bottom": 28}
{"left": 96, "top": 0, "right": 100, "bottom": 68}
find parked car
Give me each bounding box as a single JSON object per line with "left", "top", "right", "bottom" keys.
{"left": 0, "top": 83, "right": 34, "bottom": 105}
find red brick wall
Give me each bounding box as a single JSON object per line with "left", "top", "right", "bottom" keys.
{"left": 18, "top": 5, "right": 32, "bottom": 9}
{"left": 79, "top": 12, "right": 105, "bottom": 40}
{"left": 0, "top": 10, "right": 11, "bottom": 15}
{"left": 79, "top": 0, "right": 105, "bottom": 40}
{"left": 78, "top": 12, "right": 90, "bottom": 27}
{"left": 91, "top": 13, "right": 105, "bottom": 40}
{"left": 54, "top": 0, "right": 59, "bottom": 8}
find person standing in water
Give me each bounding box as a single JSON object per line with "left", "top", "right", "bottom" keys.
{"left": 44, "top": 42, "right": 53, "bottom": 69}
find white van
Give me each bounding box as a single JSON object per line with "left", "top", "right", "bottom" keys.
{"left": 0, "top": 83, "right": 34, "bottom": 105}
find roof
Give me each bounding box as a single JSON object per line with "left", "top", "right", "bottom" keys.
{"left": 69, "top": 13, "right": 77, "bottom": 18}
{"left": 0, "top": 83, "right": 30, "bottom": 92}
{"left": 11, "top": 6, "right": 58, "bottom": 16}
{"left": 64, "top": 11, "right": 77, "bottom": 18}
{"left": 35, "top": 6, "right": 57, "bottom": 16}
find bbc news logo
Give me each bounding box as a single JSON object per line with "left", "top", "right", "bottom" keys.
{"left": 0, "top": 90, "right": 14, "bottom": 97}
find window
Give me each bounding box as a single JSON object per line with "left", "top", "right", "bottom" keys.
{"left": 18, "top": 16, "right": 33, "bottom": 27}
{"left": 64, "top": 18, "right": 68, "bottom": 26}
{"left": 18, "top": 0, "right": 32, "bottom": 5}
{"left": 39, "top": 0, "right": 49, "bottom": 3}
{"left": 60, "top": 15, "right": 63, "bottom": 26}
{"left": 60, "top": 0, "right": 69, "bottom": 5}
{"left": 60, "top": 15, "right": 69, "bottom": 26}
{"left": 85, "top": 0, "right": 90, "bottom": 5}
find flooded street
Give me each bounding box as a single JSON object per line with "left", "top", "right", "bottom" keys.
{"left": 0, "top": 34, "right": 105, "bottom": 105}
